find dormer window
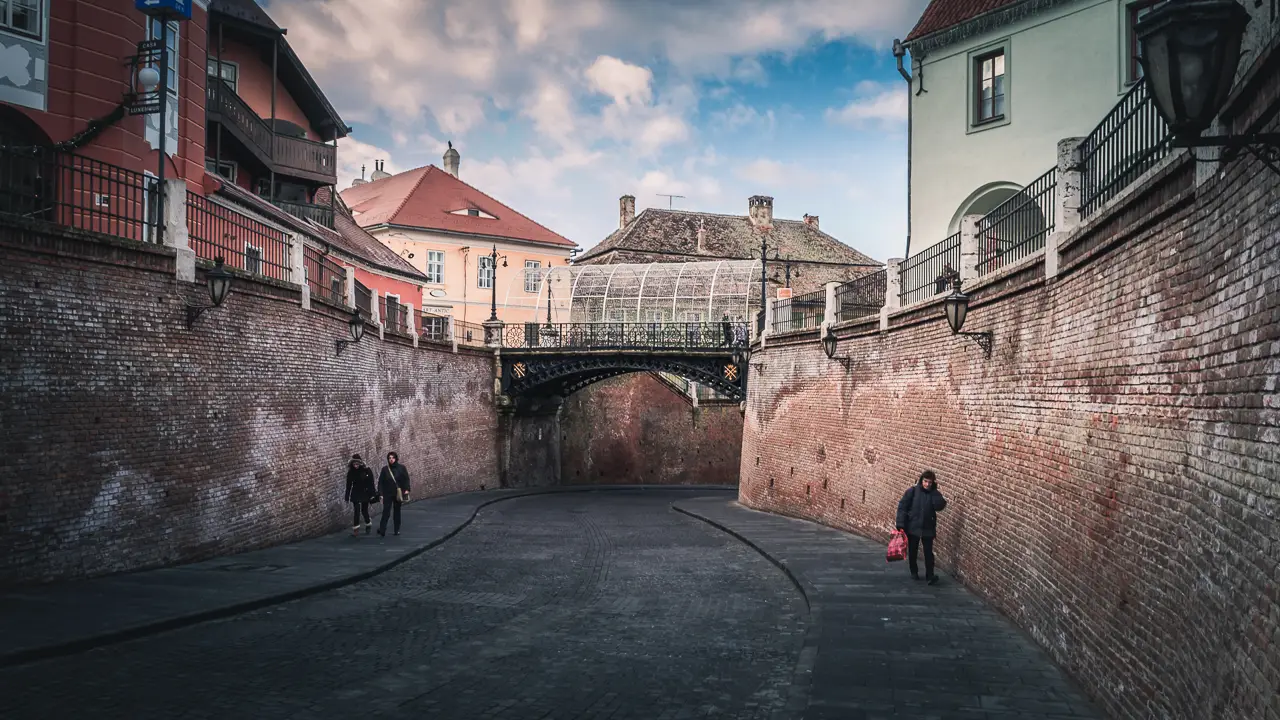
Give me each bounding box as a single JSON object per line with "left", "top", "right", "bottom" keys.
{"left": 450, "top": 207, "right": 496, "bottom": 219}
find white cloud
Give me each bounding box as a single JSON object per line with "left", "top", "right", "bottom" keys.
{"left": 336, "top": 137, "right": 400, "bottom": 189}
{"left": 826, "top": 80, "right": 908, "bottom": 126}
{"left": 585, "top": 55, "right": 654, "bottom": 107}
{"left": 711, "top": 103, "right": 776, "bottom": 132}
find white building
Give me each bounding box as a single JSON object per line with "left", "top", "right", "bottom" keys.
{"left": 899, "top": 0, "right": 1170, "bottom": 255}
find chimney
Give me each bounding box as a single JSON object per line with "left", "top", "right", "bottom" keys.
{"left": 803, "top": 214, "right": 819, "bottom": 230}
{"left": 619, "top": 195, "right": 636, "bottom": 228}
{"left": 444, "top": 141, "right": 460, "bottom": 177}
{"left": 351, "top": 164, "right": 368, "bottom": 187}
{"left": 748, "top": 195, "right": 774, "bottom": 229}
{"left": 370, "top": 159, "right": 391, "bottom": 181}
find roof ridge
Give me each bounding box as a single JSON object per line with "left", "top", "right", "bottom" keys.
{"left": 385, "top": 165, "right": 433, "bottom": 223}
{"left": 579, "top": 206, "right": 652, "bottom": 260}
{"left": 439, "top": 166, "right": 576, "bottom": 247}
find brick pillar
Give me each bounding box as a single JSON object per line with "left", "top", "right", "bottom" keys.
{"left": 959, "top": 215, "right": 983, "bottom": 284}
{"left": 289, "top": 233, "right": 309, "bottom": 310}
{"left": 1048, "top": 137, "right": 1086, "bottom": 280}
{"left": 162, "top": 179, "right": 195, "bottom": 282}
{"left": 882, "top": 258, "right": 903, "bottom": 331}
{"left": 344, "top": 266, "right": 356, "bottom": 308}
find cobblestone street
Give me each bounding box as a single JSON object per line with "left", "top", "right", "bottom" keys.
{"left": 0, "top": 491, "right": 807, "bottom": 720}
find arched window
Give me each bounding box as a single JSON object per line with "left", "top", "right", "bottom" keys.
{"left": 0, "top": 106, "right": 54, "bottom": 221}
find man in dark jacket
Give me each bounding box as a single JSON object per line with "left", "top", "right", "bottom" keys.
{"left": 896, "top": 470, "right": 947, "bottom": 584}
{"left": 377, "top": 451, "right": 411, "bottom": 537}
{"left": 345, "top": 454, "right": 377, "bottom": 537}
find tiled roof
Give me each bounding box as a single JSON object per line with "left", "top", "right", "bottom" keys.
{"left": 579, "top": 209, "right": 880, "bottom": 268}
{"left": 210, "top": 177, "right": 426, "bottom": 283}
{"left": 904, "top": 0, "right": 1022, "bottom": 43}
{"left": 340, "top": 165, "right": 576, "bottom": 249}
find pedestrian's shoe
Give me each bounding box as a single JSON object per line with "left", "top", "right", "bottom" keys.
{"left": 911, "top": 571, "right": 920, "bottom": 581}
{"left": 394, "top": 531, "right": 400, "bottom": 536}
{"left": 365, "top": 523, "right": 372, "bottom": 535}
{"left": 377, "top": 528, "right": 385, "bottom": 537}
{"left": 351, "top": 527, "right": 359, "bottom": 538}
{"left": 927, "top": 575, "right": 938, "bottom": 585}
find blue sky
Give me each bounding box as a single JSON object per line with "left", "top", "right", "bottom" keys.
{"left": 265, "top": 0, "right": 929, "bottom": 262}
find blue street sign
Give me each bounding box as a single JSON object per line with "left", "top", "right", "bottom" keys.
{"left": 136, "top": 0, "right": 192, "bottom": 21}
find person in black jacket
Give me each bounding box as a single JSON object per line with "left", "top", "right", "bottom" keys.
{"left": 345, "top": 454, "right": 377, "bottom": 537}
{"left": 377, "top": 451, "right": 411, "bottom": 537}
{"left": 895, "top": 470, "right": 948, "bottom": 584}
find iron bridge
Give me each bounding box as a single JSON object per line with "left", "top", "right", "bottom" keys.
{"left": 499, "top": 321, "right": 750, "bottom": 401}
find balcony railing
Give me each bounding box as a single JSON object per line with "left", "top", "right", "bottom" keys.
{"left": 836, "top": 269, "right": 886, "bottom": 323}
{"left": 900, "top": 231, "right": 961, "bottom": 306}
{"left": 1079, "top": 80, "right": 1171, "bottom": 218}
{"left": 976, "top": 167, "right": 1057, "bottom": 276}
{"left": 354, "top": 280, "right": 372, "bottom": 316}
{"left": 206, "top": 79, "right": 337, "bottom": 184}
{"left": 304, "top": 244, "right": 345, "bottom": 306}
{"left": 772, "top": 289, "right": 825, "bottom": 334}
{"left": 186, "top": 191, "right": 292, "bottom": 282}
{"left": 274, "top": 199, "right": 334, "bottom": 229}
{"left": 379, "top": 295, "right": 411, "bottom": 335}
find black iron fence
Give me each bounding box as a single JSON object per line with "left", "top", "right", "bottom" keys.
{"left": 186, "top": 191, "right": 291, "bottom": 281}
{"left": 976, "top": 167, "right": 1057, "bottom": 276}
{"left": 900, "top": 232, "right": 961, "bottom": 306}
{"left": 304, "top": 244, "right": 345, "bottom": 306}
{"left": 0, "top": 145, "right": 160, "bottom": 243}
{"left": 379, "top": 295, "right": 411, "bottom": 335}
{"left": 354, "top": 280, "right": 372, "bottom": 317}
{"left": 1079, "top": 80, "right": 1171, "bottom": 218}
{"left": 454, "top": 320, "right": 486, "bottom": 345}
{"left": 836, "top": 269, "right": 886, "bottom": 323}
{"left": 502, "top": 321, "right": 749, "bottom": 351}
{"left": 772, "top": 289, "right": 825, "bottom": 334}
{"left": 420, "top": 313, "right": 450, "bottom": 342}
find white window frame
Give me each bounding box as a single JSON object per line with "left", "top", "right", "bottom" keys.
{"left": 147, "top": 18, "right": 180, "bottom": 101}
{"left": 206, "top": 57, "right": 239, "bottom": 94}
{"left": 244, "top": 243, "right": 264, "bottom": 275}
{"left": 524, "top": 260, "right": 541, "bottom": 293}
{"left": 426, "top": 250, "right": 445, "bottom": 284}
{"left": 966, "top": 39, "right": 1011, "bottom": 134}
{"left": 478, "top": 256, "right": 494, "bottom": 289}
{"left": 204, "top": 158, "right": 237, "bottom": 183}
{"left": 0, "top": 0, "right": 44, "bottom": 41}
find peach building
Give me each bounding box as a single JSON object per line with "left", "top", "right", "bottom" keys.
{"left": 340, "top": 146, "right": 578, "bottom": 326}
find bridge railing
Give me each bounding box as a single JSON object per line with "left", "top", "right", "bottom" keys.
{"left": 501, "top": 321, "right": 750, "bottom": 351}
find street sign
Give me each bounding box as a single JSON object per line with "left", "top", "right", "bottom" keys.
{"left": 776, "top": 288, "right": 793, "bottom": 300}
{"left": 136, "top": 0, "right": 192, "bottom": 20}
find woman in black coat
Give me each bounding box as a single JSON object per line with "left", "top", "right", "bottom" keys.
{"left": 345, "top": 454, "right": 377, "bottom": 537}
{"left": 895, "top": 470, "right": 947, "bottom": 584}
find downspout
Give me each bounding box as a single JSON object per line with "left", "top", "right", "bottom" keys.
{"left": 893, "top": 39, "right": 913, "bottom": 259}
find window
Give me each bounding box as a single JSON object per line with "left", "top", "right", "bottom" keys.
{"left": 0, "top": 0, "right": 42, "bottom": 40}
{"left": 974, "top": 50, "right": 1005, "bottom": 124}
{"left": 1127, "top": 1, "right": 1167, "bottom": 83}
{"left": 245, "top": 244, "right": 263, "bottom": 275}
{"left": 524, "top": 260, "right": 541, "bottom": 293}
{"left": 206, "top": 59, "right": 238, "bottom": 93}
{"left": 426, "top": 250, "right": 444, "bottom": 284}
{"left": 478, "top": 256, "right": 494, "bottom": 289}
{"left": 467, "top": 208, "right": 480, "bottom": 217}
{"left": 148, "top": 18, "right": 180, "bottom": 100}
{"left": 204, "top": 158, "right": 237, "bottom": 182}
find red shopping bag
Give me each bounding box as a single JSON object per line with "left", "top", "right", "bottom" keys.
{"left": 886, "top": 530, "right": 908, "bottom": 562}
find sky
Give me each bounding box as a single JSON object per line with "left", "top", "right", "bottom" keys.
{"left": 263, "top": 0, "right": 929, "bottom": 262}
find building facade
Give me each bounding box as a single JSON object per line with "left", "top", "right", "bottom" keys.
{"left": 340, "top": 147, "right": 578, "bottom": 326}
{"left": 901, "top": 0, "right": 1171, "bottom": 255}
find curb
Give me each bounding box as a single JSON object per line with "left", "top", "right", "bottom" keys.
{"left": 2, "top": 484, "right": 734, "bottom": 669}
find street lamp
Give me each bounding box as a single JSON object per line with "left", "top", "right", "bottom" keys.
{"left": 821, "top": 328, "right": 854, "bottom": 369}
{"left": 1136, "top": 1, "right": 1280, "bottom": 173}
{"left": 487, "top": 244, "right": 508, "bottom": 322}
{"left": 941, "top": 279, "right": 993, "bottom": 357}
{"left": 185, "top": 257, "right": 235, "bottom": 328}
{"left": 335, "top": 308, "right": 365, "bottom": 356}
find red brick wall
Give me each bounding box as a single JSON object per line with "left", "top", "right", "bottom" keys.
{"left": 739, "top": 123, "right": 1279, "bottom": 718}
{"left": 560, "top": 373, "right": 741, "bottom": 486}
{"left": 0, "top": 223, "right": 500, "bottom": 586}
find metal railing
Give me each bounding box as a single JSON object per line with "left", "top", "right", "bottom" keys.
{"left": 976, "top": 167, "right": 1057, "bottom": 276}
{"left": 0, "top": 145, "right": 160, "bottom": 243}
{"left": 1079, "top": 80, "right": 1171, "bottom": 218}
{"left": 772, "top": 289, "right": 825, "bottom": 334}
{"left": 454, "top": 320, "right": 486, "bottom": 346}
{"left": 274, "top": 199, "right": 334, "bottom": 229}
{"left": 836, "top": 269, "right": 886, "bottom": 323}
{"left": 304, "top": 244, "right": 345, "bottom": 306}
{"left": 501, "top": 321, "right": 749, "bottom": 351}
{"left": 354, "top": 280, "right": 372, "bottom": 316}
{"left": 186, "top": 191, "right": 291, "bottom": 281}
{"left": 379, "top": 295, "right": 411, "bottom": 335}
{"left": 206, "top": 79, "right": 337, "bottom": 183}
{"left": 420, "top": 313, "right": 451, "bottom": 342}
{"left": 900, "top": 232, "right": 961, "bottom": 306}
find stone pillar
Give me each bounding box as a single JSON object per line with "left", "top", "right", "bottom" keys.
{"left": 1048, "top": 137, "right": 1086, "bottom": 280}
{"left": 959, "top": 214, "right": 983, "bottom": 285}
{"left": 450, "top": 316, "right": 458, "bottom": 353}
{"left": 760, "top": 297, "right": 775, "bottom": 348}
{"left": 405, "top": 302, "right": 418, "bottom": 347}
{"left": 882, "top": 258, "right": 903, "bottom": 332}
{"left": 371, "top": 291, "right": 383, "bottom": 340}
{"left": 289, "top": 233, "right": 309, "bottom": 310}
{"left": 162, "top": 179, "right": 195, "bottom": 282}
{"left": 484, "top": 318, "right": 504, "bottom": 349}
{"left": 344, "top": 266, "right": 356, "bottom": 308}
{"left": 820, "top": 281, "right": 840, "bottom": 336}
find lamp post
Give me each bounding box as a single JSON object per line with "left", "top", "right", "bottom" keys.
{"left": 335, "top": 308, "right": 365, "bottom": 356}
{"left": 941, "top": 278, "right": 993, "bottom": 357}
{"left": 1136, "top": 0, "right": 1280, "bottom": 174}
{"left": 487, "top": 244, "right": 508, "bottom": 322}
{"left": 821, "top": 328, "right": 854, "bottom": 369}
{"left": 185, "top": 257, "right": 235, "bottom": 328}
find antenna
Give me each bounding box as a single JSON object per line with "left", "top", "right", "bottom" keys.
{"left": 656, "top": 194, "right": 686, "bottom": 209}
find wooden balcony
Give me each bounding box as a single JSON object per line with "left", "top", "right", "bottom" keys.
{"left": 273, "top": 199, "right": 335, "bottom": 229}
{"left": 206, "top": 79, "right": 337, "bottom": 185}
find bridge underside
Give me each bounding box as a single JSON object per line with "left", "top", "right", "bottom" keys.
{"left": 500, "top": 352, "right": 747, "bottom": 401}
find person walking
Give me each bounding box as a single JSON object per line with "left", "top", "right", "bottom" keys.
{"left": 895, "top": 470, "right": 947, "bottom": 584}
{"left": 345, "top": 454, "right": 377, "bottom": 537}
{"left": 377, "top": 451, "right": 411, "bottom": 537}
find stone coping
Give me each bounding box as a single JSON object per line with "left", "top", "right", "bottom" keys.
{"left": 0, "top": 485, "right": 733, "bottom": 669}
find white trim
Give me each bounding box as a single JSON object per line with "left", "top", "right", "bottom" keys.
{"left": 0, "top": 0, "right": 48, "bottom": 44}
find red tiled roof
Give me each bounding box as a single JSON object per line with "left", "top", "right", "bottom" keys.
{"left": 904, "top": 0, "right": 1021, "bottom": 43}
{"left": 340, "top": 165, "right": 576, "bottom": 249}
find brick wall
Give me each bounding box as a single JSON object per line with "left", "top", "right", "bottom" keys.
{"left": 739, "top": 105, "right": 1279, "bottom": 719}
{"left": 560, "top": 373, "right": 742, "bottom": 486}
{"left": 0, "top": 223, "right": 502, "bottom": 586}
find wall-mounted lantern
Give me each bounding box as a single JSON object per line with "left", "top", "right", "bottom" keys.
{"left": 335, "top": 308, "right": 365, "bottom": 356}
{"left": 942, "top": 279, "right": 993, "bottom": 357}
{"left": 1137, "top": 1, "right": 1280, "bottom": 174}
{"left": 185, "top": 257, "right": 234, "bottom": 329}
{"left": 821, "top": 328, "right": 854, "bottom": 369}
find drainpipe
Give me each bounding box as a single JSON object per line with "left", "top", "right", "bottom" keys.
{"left": 894, "top": 39, "right": 913, "bottom": 259}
